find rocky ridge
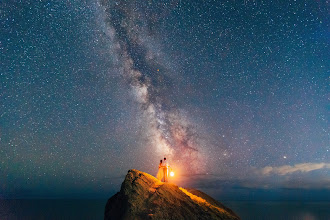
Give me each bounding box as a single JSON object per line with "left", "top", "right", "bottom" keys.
{"left": 104, "top": 169, "right": 240, "bottom": 220}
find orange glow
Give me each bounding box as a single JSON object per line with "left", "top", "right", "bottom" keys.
{"left": 179, "top": 187, "right": 229, "bottom": 215}
{"left": 170, "top": 171, "right": 174, "bottom": 177}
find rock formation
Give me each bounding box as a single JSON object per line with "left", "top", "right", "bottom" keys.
{"left": 104, "top": 169, "right": 240, "bottom": 220}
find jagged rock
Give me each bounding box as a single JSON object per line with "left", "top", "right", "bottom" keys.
{"left": 104, "top": 169, "right": 240, "bottom": 220}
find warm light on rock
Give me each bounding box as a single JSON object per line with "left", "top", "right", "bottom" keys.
{"left": 104, "top": 169, "right": 240, "bottom": 220}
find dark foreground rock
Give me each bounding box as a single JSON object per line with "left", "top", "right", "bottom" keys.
{"left": 104, "top": 169, "right": 240, "bottom": 220}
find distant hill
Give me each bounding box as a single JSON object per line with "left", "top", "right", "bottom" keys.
{"left": 104, "top": 169, "right": 240, "bottom": 220}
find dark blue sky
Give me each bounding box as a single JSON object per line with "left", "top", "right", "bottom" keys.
{"left": 1, "top": 0, "right": 329, "bottom": 199}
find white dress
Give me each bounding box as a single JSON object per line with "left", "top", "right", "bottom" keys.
{"left": 156, "top": 163, "right": 163, "bottom": 181}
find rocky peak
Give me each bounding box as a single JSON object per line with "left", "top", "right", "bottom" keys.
{"left": 104, "top": 169, "right": 240, "bottom": 220}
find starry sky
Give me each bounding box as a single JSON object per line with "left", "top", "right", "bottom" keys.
{"left": 1, "top": 0, "right": 329, "bottom": 200}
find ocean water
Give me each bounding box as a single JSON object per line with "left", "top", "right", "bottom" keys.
{"left": 223, "top": 201, "right": 330, "bottom": 220}
{"left": 0, "top": 199, "right": 107, "bottom": 220}
{"left": 0, "top": 199, "right": 329, "bottom": 220}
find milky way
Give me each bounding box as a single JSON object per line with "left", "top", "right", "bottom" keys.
{"left": 99, "top": 0, "right": 205, "bottom": 173}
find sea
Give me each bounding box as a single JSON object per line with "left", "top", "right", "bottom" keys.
{"left": 0, "top": 199, "right": 329, "bottom": 220}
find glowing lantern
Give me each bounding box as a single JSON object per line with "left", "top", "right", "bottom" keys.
{"left": 170, "top": 171, "right": 174, "bottom": 177}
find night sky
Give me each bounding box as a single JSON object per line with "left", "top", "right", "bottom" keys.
{"left": 1, "top": 0, "right": 329, "bottom": 200}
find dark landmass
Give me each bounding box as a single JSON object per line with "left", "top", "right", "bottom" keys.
{"left": 104, "top": 169, "right": 240, "bottom": 220}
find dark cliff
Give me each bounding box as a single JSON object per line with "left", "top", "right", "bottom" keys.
{"left": 104, "top": 169, "right": 240, "bottom": 220}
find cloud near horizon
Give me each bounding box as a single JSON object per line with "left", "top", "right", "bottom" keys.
{"left": 260, "top": 163, "right": 330, "bottom": 175}
{"left": 170, "top": 163, "right": 330, "bottom": 191}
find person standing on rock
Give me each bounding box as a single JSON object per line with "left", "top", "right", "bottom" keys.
{"left": 163, "top": 157, "right": 168, "bottom": 182}
{"left": 156, "top": 160, "right": 164, "bottom": 181}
